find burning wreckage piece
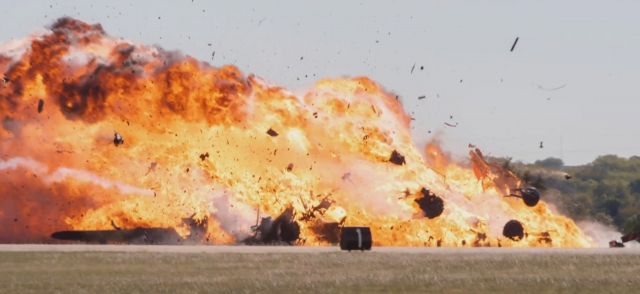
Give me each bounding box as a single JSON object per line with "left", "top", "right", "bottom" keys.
{"left": 51, "top": 215, "right": 207, "bottom": 244}
{"left": 113, "top": 132, "right": 124, "bottom": 146}
{"left": 503, "top": 219, "right": 525, "bottom": 241}
{"left": 245, "top": 207, "right": 300, "bottom": 245}
{"left": 506, "top": 187, "right": 540, "bottom": 207}
{"left": 389, "top": 150, "right": 406, "bottom": 165}
{"left": 609, "top": 232, "right": 639, "bottom": 248}
{"left": 414, "top": 188, "right": 444, "bottom": 219}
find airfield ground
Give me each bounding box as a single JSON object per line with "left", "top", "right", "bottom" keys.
{"left": 1, "top": 245, "right": 639, "bottom": 293}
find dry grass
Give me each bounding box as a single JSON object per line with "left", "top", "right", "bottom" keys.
{"left": 1, "top": 250, "right": 640, "bottom": 293}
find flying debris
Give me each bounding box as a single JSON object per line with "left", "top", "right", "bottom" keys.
{"left": 266, "top": 128, "right": 279, "bottom": 137}
{"left": 539, "top": 141, "right": 544, "bottom": 149}
{"left": 410, "top": 63, "right": 416, "bottom": 74}
{"left": 507, "top": 187, "right": 540, "bottom": 207}
{"left": 444, "top": 122, "right": 458, "bottom": 127}
{"left": 389, "top": 150, "right": 406, "bottom": 165}
{"left": 340, "top": 227, "right": 372, "bottom": 251}
{"left": 37, "top": 99, "right": 44, "bottom": 113}
{"left": 503, "top": 220, "right": 524, "bottom": 241}
{"left": 564, "top": 174, "right": 572, "bottom": 180}
{"left": 113, "top": 132, "right": 124, "bottom": 146}
{"left": 1, "top": 75, "right": 8, "bottom": 84}
{"left": 537, "top": 84, "right": 567, "bottom": 91}
{"left": 510, "top": 37, "right": 519, "bottom": 52}
{"left": 418, "top": 95, "right": 426, "bottom": 100}
{"left": 286, "top": 163, "right": 294, "bottom": 172}
{"left": 199, "top": 152, "right": 209, "bottom": 161}
{"left": 414, "top": 188, "right": 444, "bottom": 219}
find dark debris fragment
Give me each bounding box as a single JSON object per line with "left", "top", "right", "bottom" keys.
{"left": 37, "top": 99, "right": 44, "bottom": 113}
{"left": 389, "top": 150, "right": 406, "bottom": 165}
{"left": 113, "top": 132, "right": 124, "bottom": 146}
{"left": 510, "top": 37, "right": 519, "bottom": 52}
{"left": 414, "top": 188, "right": 444, "bottom": 219}
{"left": 266, "top": 128, "right": 279, "bottom": 137}
{"left": 503, "top": 219, "right": 524, "bottom": 241}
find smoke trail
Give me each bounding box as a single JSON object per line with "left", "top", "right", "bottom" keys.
{"left": 0, "top": 157, "right": 153, "bottom": 196}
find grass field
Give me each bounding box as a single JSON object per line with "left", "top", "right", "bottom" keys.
{"left": 1, "top": 246, "right": 639, "bottom": 293}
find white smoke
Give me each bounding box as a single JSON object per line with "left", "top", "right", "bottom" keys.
{"left": 577, "top": 221, "right": 638, "bottom": 248}
{"left": 208, "top": 189, "right": 256, "bottom": 240}
{"left": 0, "top": 156, "right": 153, "bottom": 196}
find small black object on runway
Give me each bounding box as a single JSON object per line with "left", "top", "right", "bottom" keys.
{"left": 340, "top": 226, "right": 372, "bottom": 251}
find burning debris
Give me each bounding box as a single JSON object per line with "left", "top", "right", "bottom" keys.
{"left": 51, "top": 215, "right": 207, "bottom": 244}
{"left": 609, "top": 232, "right": 639, "bottom": 248}
{"left": 340, "top": 227, "right": 372, "bottom": 251}
{"left": 246, "top": 207, "right": 300, "bottom": 245}
{"left": 507, "top": 187, "right": 540, "bottom": 207}
{"left": 414, "top": 188, "right": 444, "bottom": 219}
{"left": 503, "top": 220, "right": 525, "bottom": 241}
{"left": 37, "top": 99, "right": 44, "bottom": 113}
{"left": 199, "top": 152, "right": 209, "bottom": 161}
{"left": 389, "top": 150, "right": 406, "bottom": 165}
{"left": 266, "top": 128, "right": 279, "bottom": 137}
{"left": 113, "top": 132, "right": 124, "bottom": 146}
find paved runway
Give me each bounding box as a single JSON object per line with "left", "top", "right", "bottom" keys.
{"left": 2, "top": 244, "right": 640, "bottom": 254}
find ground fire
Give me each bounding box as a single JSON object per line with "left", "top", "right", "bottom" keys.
{"left": 0, "top": 18, "right": 592, "bottom": 247}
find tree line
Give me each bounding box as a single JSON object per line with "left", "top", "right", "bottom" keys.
{"left": 488, "top": 155, "right": 640, "bottom": 234}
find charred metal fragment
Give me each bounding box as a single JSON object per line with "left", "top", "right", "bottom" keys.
{"left": 507, "top": 187, "right": 540, "bottom": 207}
{"left": 609, "top": 240, "right": 625, "bottom": 248}
{"left": 50, "top": 215, "right": 207, "bottom": 244}
{"left": 246, "top": 207, "right": 300, "bottom": 245}
{"left": 610, "top": 224, "right": 640, "bottom": 247}
{"left": 503, "top": 219, "right": 524, "bottom": 241}
{"left": 389, "top": 150, "right": 406, "bottom": 165}
{"left": 340, "top": 226, "right": 372, "bottom": 251}
{"left": 510, "top": 37, "right": 519, "bottom": 52}
{"left": 286, "top": 163, "right": 294, "bottom": 172}
{"left": 37, "top": 99, "right": 44, "bottom": 113}
{"left": 113, "top": 132, "right": 124, "bottom": 146}
{"left": 51, "top": 228, "right": 182, "bottom": 244}
{"left": 199, "top": 152, "right": 209, "bottom": 161}
{"left": 266, "top": 128, "right": 279, "bottom": 137}
{"left": 415, "top": 188, "right": 444, "bottom": 219}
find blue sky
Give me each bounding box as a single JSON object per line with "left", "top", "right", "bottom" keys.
{"left": 1, "top": 0, "right": 639, "bottom": 165}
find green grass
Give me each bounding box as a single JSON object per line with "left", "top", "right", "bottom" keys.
{"left": 1, "top": 251, "right": 640, "bottom": 293}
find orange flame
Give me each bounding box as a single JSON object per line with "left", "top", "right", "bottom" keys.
{"left": 0, "top": 18, "right": 591, "bottom": 247}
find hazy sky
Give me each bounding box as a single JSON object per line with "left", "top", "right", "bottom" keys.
{"left": 1, "top": 0, "right": 639, "bottom": 165}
